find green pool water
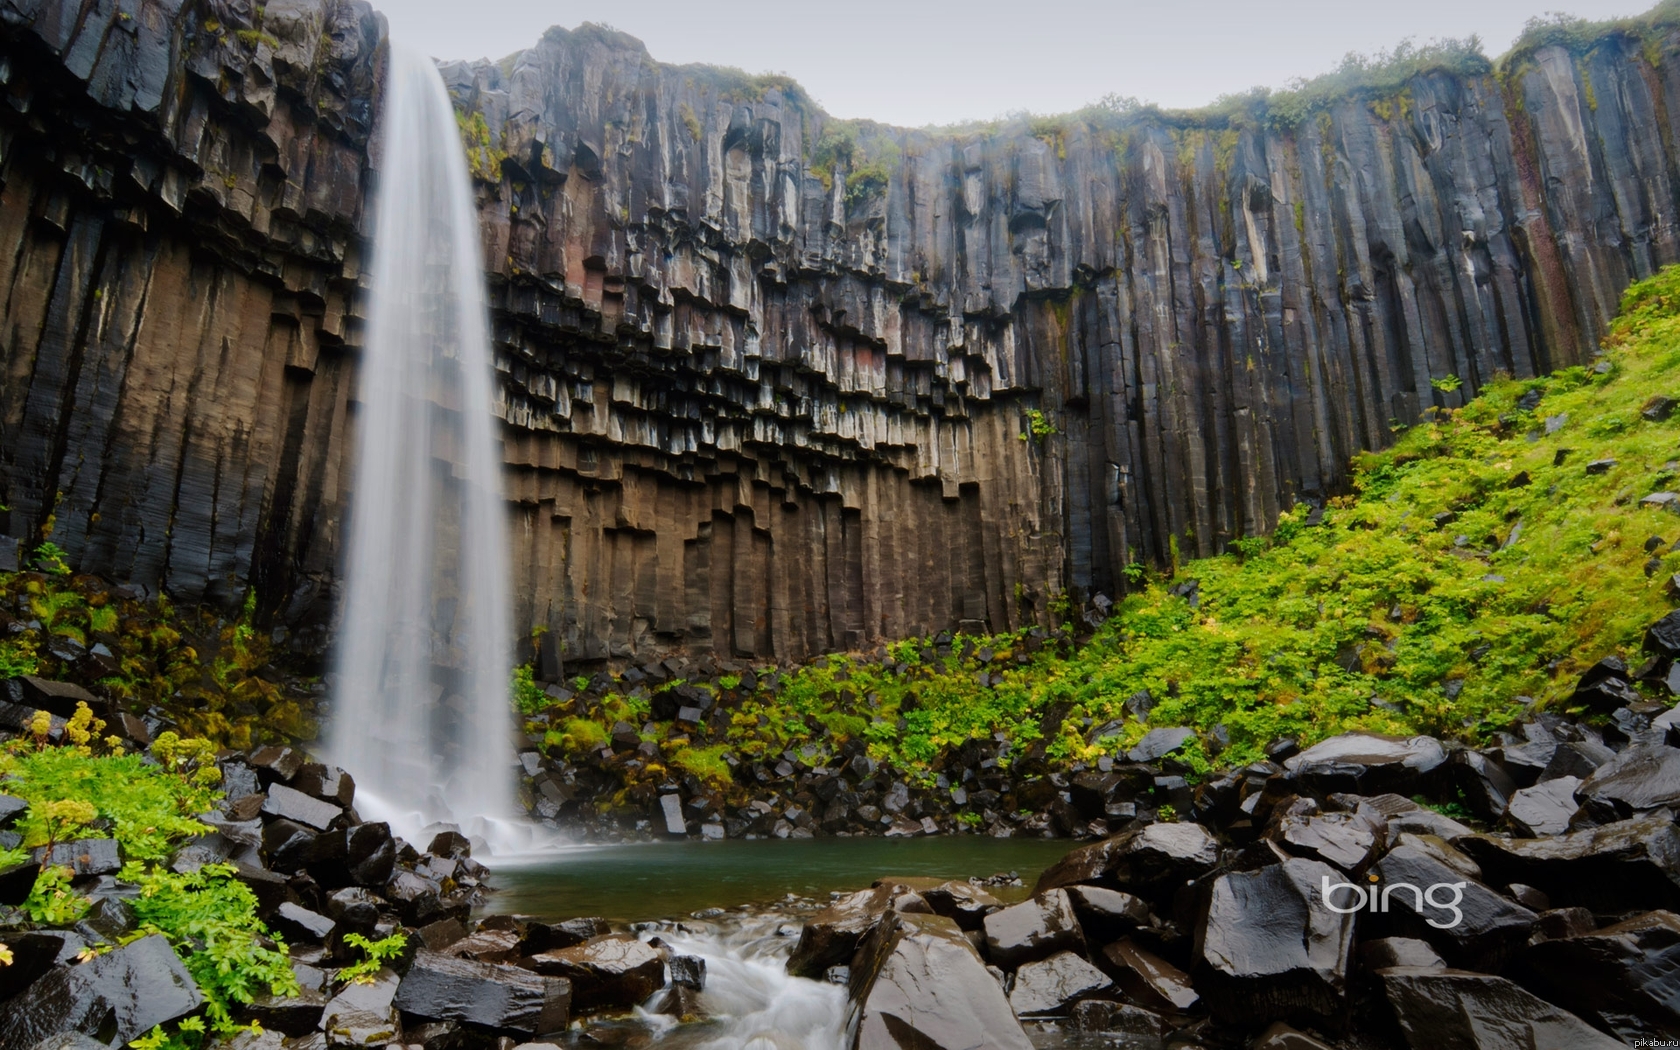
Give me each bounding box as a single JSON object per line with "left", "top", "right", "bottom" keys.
{"left": 479, "top": 835, "right": 1074, "bottom": 922}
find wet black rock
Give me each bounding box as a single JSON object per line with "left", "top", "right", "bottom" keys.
{"left": 1126, "top": 728, "right": 1195, "bottom": 764}
{"left": 1504, "top": 777, "right": 1581, "bottom": 837}
{"left": 384, "top": 871, "right": 448, "bottom": 927}
{"left": 1270, "top": 810, "right": 1381, "bottom": 872}
{"left": 1367, "top": 845, "right": 1537, "bottom": 971}
{"left": 263, "top": 784, "right": 344, "bottom": 831}
{"left": 249, "top": 746, "right": 305, "bottom": 784}
{"left": 1577, "top": 743, "right": 1680, "bottom": 814}
{"left": 848, "top": 911, "right": 1033, "bottom": 1050}
{"left": 394, "top": 951, "right": 570, "bottom": 1036}
{"left": 319, "top": 969, "right": 400, "bottom": 1046}
{"left": 1192, "top": 858, "right": 1356, "bottom": 1027}
{"left": 1515, "top": 909, "right": 1680, "bottom": 1041}
{"left": 1250, "top": 1022, "right": 1343, "bottom": 1050}
{"left": 0, "top": 934, "right": 203, "bottom": 1050}
{"left": 521, "top": 917, "right": 612, "bottom": 955}
{"left": 294, "top": 764, "right": 356, "bottom": 809}
{"left": 523, "top": 935, "right": 664, "bottom": 1013}
{"left": 1008, "top": 950, "right": 1113, "bottom": 1016}
{"left": 0, "top": 793, "right": 26, "bottom": 826}
{"left": 1376, "top": 966, "right": 1622, "bottom": 1049}
{"left": 1283, "top": 732, "right": 1448, "bottom": 796}
{"left": 0, "top": 931, "right": 83, "bottom": 1005}
{"left": 427, "top": 831, "right": 471, "bottom": 859}
{"left": 1065, "top": 885, "right": 1152, "bottom": 941}
{"left": 32, "top": 838, "right": 120, "bottom": 878}
{"left": 274, "top": 902, "right": 337, "bottom": 943}
{"left": 345, "top": 822, "right": 396, "bottom": 886}
{"left": 787, "top": 884, "right": 897, "bottom": 978}
{"left": 668, "top": 955, "right": 705, "bottom": 990}
{"left": 981, "top": 889, "right": 1085, "bottom": 970}
{"left": 1098, "top": 939, "right": 1200, "bottom": 1016}
{"left": 1359, "top": 937, "right": 1446, "bottom": 970}
{"left": 915, "top": 879, "right": 1001, "bottom": 931}
{"left": 1459, "top": 814, "right": 1680, "bottom": 912}
{"left": 1035, "top": 822, "right": 1220, "bottom": 895}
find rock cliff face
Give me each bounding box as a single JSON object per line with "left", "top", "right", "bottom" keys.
{"left": 2, "top": 0, "right": 1679, "bottom": 664}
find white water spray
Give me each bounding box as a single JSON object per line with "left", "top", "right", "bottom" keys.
{"left": 331, "top": 43, "right": 519, "bottom": 853}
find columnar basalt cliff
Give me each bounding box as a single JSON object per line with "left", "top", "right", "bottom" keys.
{"left": 2, "top": 0, "right": 1679, "bottom": 664}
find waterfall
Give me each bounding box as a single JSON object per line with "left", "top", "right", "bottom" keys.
{"left": 331, "top": 43, "right": 517, "bottom": 853}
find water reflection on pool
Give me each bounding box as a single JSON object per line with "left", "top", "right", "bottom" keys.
{"left": 479, "top": 835, "right": 1074, "bottom": 922}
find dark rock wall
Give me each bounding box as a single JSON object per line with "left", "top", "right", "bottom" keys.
{"left": 2, "top": 0, "right": 1678, "bottom": 664}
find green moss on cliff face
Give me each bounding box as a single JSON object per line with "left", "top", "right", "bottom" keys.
{"left": 522, "top": 265, "right": 1680, "bottom": 793}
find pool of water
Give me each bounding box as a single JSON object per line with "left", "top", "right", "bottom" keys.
{"left": 480, "top": 835, "right": 1074, "bottom": 922}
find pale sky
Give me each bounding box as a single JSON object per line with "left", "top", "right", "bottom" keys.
{"left": 375, "top": 0, "right": 1650, "bottom": 127}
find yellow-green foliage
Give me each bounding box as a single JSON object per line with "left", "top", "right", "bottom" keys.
{"left": 0, "top": 574, "right": 312, "bottom": 748}
{"left": 455, "top": 109, "right": 506, "bottom": 183}
{"left": 671, "top": 743, "right": 733, "bottom": 786}
{"left": 679, "top": 103, "right": 703, "bottom": 141}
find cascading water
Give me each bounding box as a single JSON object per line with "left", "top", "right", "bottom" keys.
{"left": 331, "top": 43, "right": 517, "bottom": 853}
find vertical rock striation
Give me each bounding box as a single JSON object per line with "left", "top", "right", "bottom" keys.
{"left": 2, "top": 0, "right": 1680, "bottom": 664}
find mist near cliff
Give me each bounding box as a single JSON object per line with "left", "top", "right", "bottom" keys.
{"left": 377, "top": 0, "right": 1642, "bottom": 125}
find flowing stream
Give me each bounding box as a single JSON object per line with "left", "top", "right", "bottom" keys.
{"left": 331, "top": 42, "right": 519, "bottom": 853}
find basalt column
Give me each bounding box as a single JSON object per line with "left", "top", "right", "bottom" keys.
{"left": 5, "top": 1, "right": 1680, "bottom": 664}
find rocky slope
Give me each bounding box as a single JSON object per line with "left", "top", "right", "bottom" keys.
{"left": 5, "top": 0, "right": 1680, "bottom": 665}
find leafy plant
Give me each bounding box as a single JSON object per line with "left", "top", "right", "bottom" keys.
{"left": 512, "top": 664, "right": 548, "bottom": 715}
{"left": 125, "top": 862, "right": 299, "bottom": 1029}
{"left": 131, "top": 1017, "right": 208, "bottom": 1050}
{"left": 23, "top": 865, "right": 90, "bottom": 924}
{"left": 1019, "top": 408, "right": 1058, "bottom": 441}
{"left": 339, "top": 932, "right": 408, "bottom": 985}
{"left": 1430, "top": 374, "right": 1464, "bottom": 393}
{"left": 30, "top": 541, "right": 70, "bottom": 575}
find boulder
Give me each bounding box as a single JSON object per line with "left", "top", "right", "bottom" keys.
{"left": 668, "top": 955, "right": 705, "bottom": 990}
{"left": 1376, "top": 967, "right": 1622, "bottom": 1049}
{"left": 848, "top": 911, "right": 1033, "bottom": 1050}
{"left": 444, "top": 929, "right": 521, "bottom": 964}
{"left": 293, "top": 765, "right": 356, "bottom": 808}
{"left": 1515, "top": 909, "right": 1680, "bottom": 1041}
{"left": 521, "top": 917, "right": 611, "bottom": 955}
{"left": 345, "top": 822, "right": 396, "bottom": 886}
{"left": 0, "top": 793, "right": 26, "bottom": 827}
{"left": 787, "top": 884, "right": 896, "bottom": 978}
{"left": 32, "top": 838, "right": 120, "bottom": 877}
{"left": 394, "top": 951, "right": 569, "bottom": 1035}
{"left": 1035, "top": 822, "right": 1220, "bottom": 895}
{"left": 0, "top": 931, "right": 84, "bottom": 1005}
{"left": 1458, "top": 814, "right": 1680, "bottom": 912}
{"left": 1008, "top": 951, "right": 1113, "bottom": 1016}
{"left": 981, "top": 889, "right": 1084, "bottom": 970}
{"left": 523, "top": 935, "right": 664, "bottom": 1012}
{"left": 248, "top": 746, "right": 305, "bottom": 783}
{"left": 1359, "top": 938, "right": 1446, "bottom": 970}
{"left": 1126, "top": 728, "right": 1195, "bottom": 763}
{"left": 1271, "top": 811, "right": 1381, "bottom": 871}
{"left": 1648, "top": 609, "right": 1680, "bottom": 658}
{"left": 0, "top": 934, "right": 202, "bottom": 1050}
{"left": 1098, "top": 939, "right": 1200, "bottom": 1016}
{"left": 1065, "top": 885, "right": 1152, "bottom": 941}
{"left": 1366, "top": 845, "right": 1536, "bottom": 971}
{"left": 1577, "top": 743, "right": 1680, "bottom": 814}
{"left": 1504, "top": 777, "right": 1581, "bottom": 837}
{"left": 1283, "top": 733, "right": 1448, "bottom": 796}
{"left": 916, "top": 880, "right": 1001, "bottom": 931}
{"left": 263, "top": 784, "right": 343, "bottom": 832}
{"left": 319, "top": 969, "right": 400, "bottom": 1046}
{"left": 274, "top": 902, "right": 336, "bottom": 944}
{"left": 1192, "top": 857, "right": 1355, "bottom": 1026}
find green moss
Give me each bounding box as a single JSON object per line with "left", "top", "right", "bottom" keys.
{"left": 679, "top": 102, "right": 703, "bottom": 142}
{"left": 671, "top": 743, "right": 733, "bottom": 786}
{"left": 455, "top": 109, "right": 506, "bottom": 183}
{"left": 669, "top": 264, "right": 1680, "bottom": 785}
{"left": 234, "top": 28, "right": 279, "bottom": 49}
